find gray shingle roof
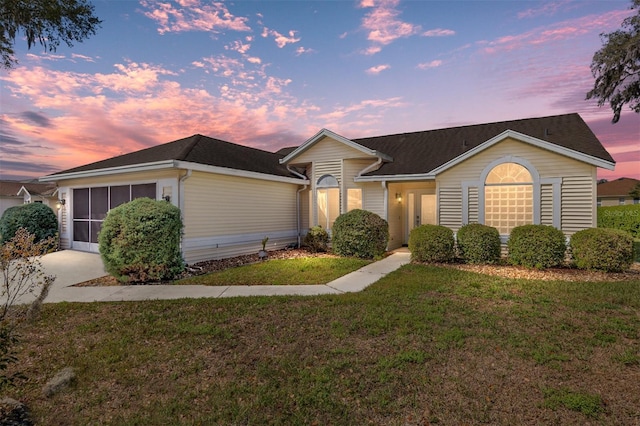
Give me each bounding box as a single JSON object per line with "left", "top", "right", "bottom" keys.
{"left": 0, "top": 181, "right": 57, "bottom": 197}
{"left": 47, "top": 113, "right": 613, "bottom": 181}
{"left": 48, "top": 134, "right": 296, "bottom": 178}
{"left": 352, "top": 113, "right": 614, "bottom": 176}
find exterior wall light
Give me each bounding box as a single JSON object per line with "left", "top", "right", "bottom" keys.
{"left": 56, "top": 199, "right": 66, "bottom": 209}
{"left": 395, "top": 193, "right": 402, "bottom": 202}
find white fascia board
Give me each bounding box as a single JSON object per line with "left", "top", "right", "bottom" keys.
{"left": 429, "top": 130, "right": 616, "bottom": 175}
{"left": 16, "top": 186, "right": 31, "bottom": 197}
{"left": 174, "top": 161, "right": 309, "bottom": 185}
{"left": 355, "top": 173, "right": 436, "bottom": 182}
{"left": 39, "top": 160, "right": 177, "bottom": 182}
{"left": 280, "top": 128, "right": 391, "bottom": 164}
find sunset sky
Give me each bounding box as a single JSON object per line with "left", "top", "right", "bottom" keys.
{"left": 1, "top": 0, "right": 638, "bottom": 181}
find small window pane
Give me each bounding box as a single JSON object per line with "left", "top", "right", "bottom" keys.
{"left": 73, "top": 188, "right": 89, "bottom": 219}
{"left": 73, "top": 221, "right": 89, "bottom": 242}
{"left": 91, "top": 187, "right": 108, "bottom": 220}
{"left": 317, "top": 175, "right": 339, "bottom": 188}
{"left": 132, "top": 183, "right": 156, "bottom": 200}
{"left": 91, "top": 221, "right": 102, "bottom": 244}
{"left": 110, "top": 185, "right": 130, "bottom": 208}
{"left": 347, "top": 188, "right": 362, "bottom": 211}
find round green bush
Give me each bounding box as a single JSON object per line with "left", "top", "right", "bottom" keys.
{"left": 507, "top": 224, "right": 566, "bottom": 269}
{"left": 304, "top": 225, "right": 329, "bottom": 253}
{"left": 0, "top": 202, "right": 58, "bottom": 248}
{"left": 99, "top": 198, "right": 184, "bottom": 283}
{"left": 570, "top": 228, "right": 634, "bottom": 272}
{"left": 409, "top": 224, "right": 455, "bottom": 263}
{"left": 456, "top": 223, "right": 501, "bottom": 264}
{"left": 331, "top": 209, "right": 389, "bottom": 259}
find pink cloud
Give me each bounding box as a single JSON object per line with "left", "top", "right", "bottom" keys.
{"left": 359, "top": 0, "right": 420, "bottom": 53}
{"left": 261, "top": 28, "right": 301, "bottom": 48}
{"left": 517, "top": 0, "right": 574, "bottom": 19}
{"left": 482, "top": 9, "right": 632, "bottom": 55}
{"left": 139, "top": 0, "right": 251, "bottom": 34}
{"left": 366, "top": 64, "right": 390, "bottom": 75}
{"left": 417, "top": 60, "right": 443, "bottom": 70}
{"left": 423, "top": 28, "right": 455, "bottom": 37}
{"left": 0, "top": 60, "right": 317, "bottom": 177}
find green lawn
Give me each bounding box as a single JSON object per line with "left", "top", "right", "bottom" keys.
{"left": 12, "top": 264, "right": 640, "bottom": 425}
{"left": 176, "top": 257, "right": 372, "bottom": 285}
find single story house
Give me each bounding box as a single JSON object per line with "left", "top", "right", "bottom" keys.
{"left": 0, "top": 180, "right": 58, "bottom": 217}
{"left": 597, "top": 177, "right": 640, "bottom": 206}
{"left": 40, "top": 113, "right": 615, "bottom": 264}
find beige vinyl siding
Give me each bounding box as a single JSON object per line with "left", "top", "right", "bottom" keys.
{"left": 313, "top": 160, "right": 342, "bottom": 186}
{"left": 292, "top": 136, "right": 374, "bottom": 164}
{"left": 561, "top": 176, "right": 595, "bottom": 235}
{"left": 468, "top": 187, "right": 478, "bottom": 224}
{"left": 439, "top": 186, "right": 462, "bottom": 230}
{"left": 541, "top": 184, "right": 554, "bottom": 226}
{"left": 343, "top": 159, "right": 375, "bottom": 188}
{"left": 439, "top": 137, "right": 597, "bottom": 235}
{"left": 599, "top": 196, "right": 637, "bottom": 206}
{"left": 300, "top": 188, "right": 310, "bottom": 232}
{"left": 59, "top": 191, "right": 70, "bottom": 249}
{"left": 438, "top": 138, "right": 592, "bottom": 184}
{"left": 182, "top": 171, "right": 299, "bottom": 263}
{"left": 362, "top": 182, "right": 385, "bottom": 217}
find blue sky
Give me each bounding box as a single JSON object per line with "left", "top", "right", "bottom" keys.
{"left": 1, "top": 0, "right": 638, "bottom": 180}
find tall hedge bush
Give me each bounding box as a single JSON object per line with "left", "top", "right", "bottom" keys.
{"left": 409, "top": 224, "right": 455, "bottom": 263}
{"left": 0, "top": 203, "right": 58, "bottom": 250}
{"left": 331, "top": 209, "right": 389, "bottom": 259}
{"left": 507, "top": 224, "right": 566, "bottom": 269}
{"left": 597, "top": 205, "right": 640, "bottom": 239}
{"left": 456, "top": 223, "right": 501, "bottom": 264}
{"left": 570, "top": 228, "right": 634, "bottom": 272}
{"left": 99, "top": 198, "right": 184, "bottom": 283}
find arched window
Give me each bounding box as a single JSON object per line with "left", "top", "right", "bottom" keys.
{"left": 316, "top": 175, "right": 340, "bottom": 231}
{"left": 484, "top": 163, "right": 533, "bottom": 234}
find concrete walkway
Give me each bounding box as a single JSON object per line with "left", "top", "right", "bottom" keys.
{"left": 34, "top": 249, "right": 411, "bottom": 304}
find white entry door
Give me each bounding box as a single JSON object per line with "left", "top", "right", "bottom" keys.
{"left": 406, "top": 191, "right": 436, "bottom": 241}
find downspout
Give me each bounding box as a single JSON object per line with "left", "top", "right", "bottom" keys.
{"left": 179, "top": 169, "right": 192, "bottom": 257}
{"left": 357, "top": 157, "right": 383, "bottom": 178}
{"left": 287, "top": 165, "right": 308, "bottom": 248}
{"left": 382, "top": 180, "right": 388, "bottom": 221}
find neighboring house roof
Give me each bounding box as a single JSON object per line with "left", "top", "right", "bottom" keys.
{"left": 597, "top": 177, "right": 640, "bottom": 197}
{"left": 0, "top": 180, "right": 57, "bottom": 197}
{"left": 45, "top": 134, "right": 297, "bottom": 180}
{"left": 351, "top": 113, "right": 614, "bottom": 177}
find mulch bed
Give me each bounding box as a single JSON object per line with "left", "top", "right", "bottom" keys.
{"left": 75, "top": 249, "right": 640, "bottom": 287}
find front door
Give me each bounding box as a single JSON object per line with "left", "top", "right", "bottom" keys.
{"left": 406, "top": 191, "right": 436, "bottom": 242}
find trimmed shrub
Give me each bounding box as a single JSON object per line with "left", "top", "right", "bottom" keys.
{"left": 0, "top": 202, "right": 58, "bottom": 249}
{"left": 570, "top": 228, "right": 634, "bottom": 272}
{"left": 331, "top": 209, "right": 389, "bottom": 259}
{"left": 303, "top": 226, "right": 329, "bottom": 253}
{"left": 507, "top": 224, "right": 566, "bottom": 269}
{"left": 409, "top": 224, "right": 455, "bottom": 263}
{"left": 597, "top": 205, "right": 640, "bottom": 239}
{"left": 99, "top": 198, "right": 184, "bottom": 283}
{"left": 456, "top": 223, "right": 501, "bottom": 264}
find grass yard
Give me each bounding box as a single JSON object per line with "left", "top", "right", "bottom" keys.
{"left": 11, "top": 264, "right": 640, "bottom": 425}
{"left": 176, "top": 256, "right": 371, "bottom": 286}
